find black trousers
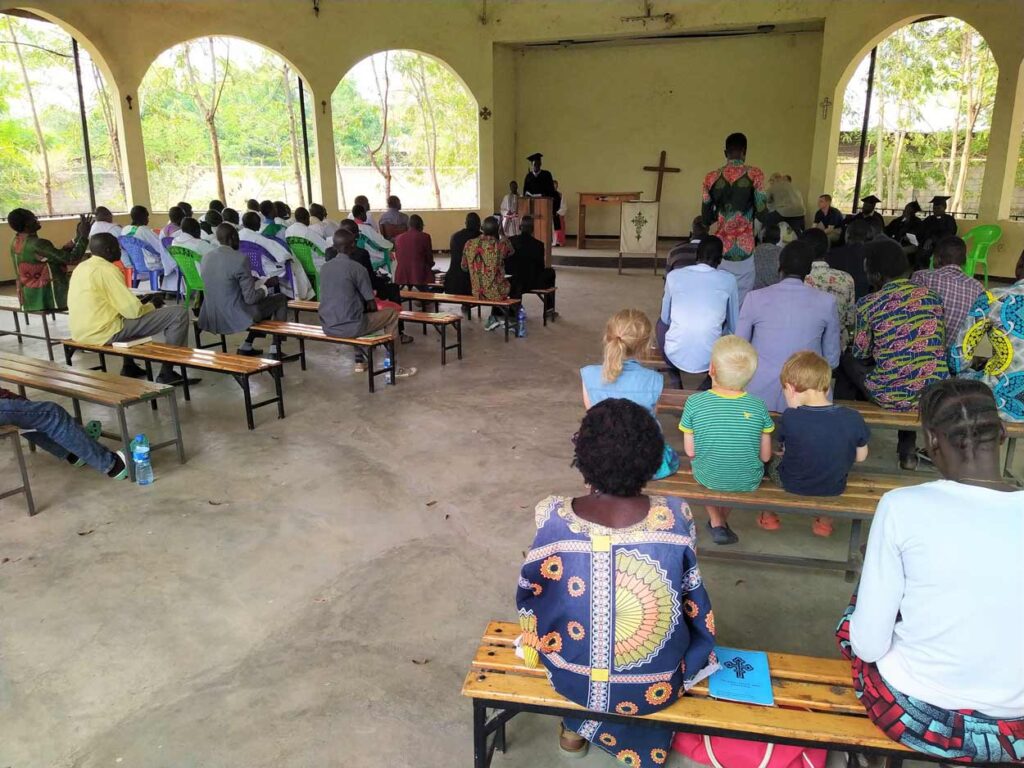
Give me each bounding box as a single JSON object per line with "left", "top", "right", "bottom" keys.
{"left": 837, "top": 352, "right": 917, "bottom": 459}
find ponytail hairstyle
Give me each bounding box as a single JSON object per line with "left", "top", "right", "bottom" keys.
{"left": 602, "top": 309, "right": 652, "bottom": 383}
{"left": 919, "top": 379, "right": 1004, "bottom": 460}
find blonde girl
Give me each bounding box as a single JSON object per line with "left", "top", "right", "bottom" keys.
{"left": 580, "top": 309, "right": 679, "bottom": 480}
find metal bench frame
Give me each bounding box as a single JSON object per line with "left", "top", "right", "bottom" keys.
{"left": 0, "top": 305, "right": 64, "bottom": 361}
{"left": 0, "top": 426, "right": 35, "bottom": 516}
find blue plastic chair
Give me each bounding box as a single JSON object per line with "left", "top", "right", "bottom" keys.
{"left": 119, "top": 236, "right": 164, "bottom": 291}
{"left": 240, "top": 240, "right": 295, "bottom": 295}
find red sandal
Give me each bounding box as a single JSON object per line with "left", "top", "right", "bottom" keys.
{"left": 757, "top": 511, "right": 781, "bottom": 531}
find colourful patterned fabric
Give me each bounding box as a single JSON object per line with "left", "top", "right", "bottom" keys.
{"left": 461, "top": 235, "right": 511, "bottom": 300}
{"left": 836, "top": 599, "right": 1024, "bottom": 763}
{"left": 853, "top": 279, "right": 948, "bottom": 411}
{"left": 701, "top": 159, "right": 767, "bottom": 261}
{"left": 949, "top": 280, "right": 1024, "bottom": 422}
{"left": 806, "top": 261, "right": 856, "bottom": 350}
{"left": 517, "top": 495, "right": 717, "bottom": 766}
{"left": 910, "top": 266, "right": 985, "bottom": 348}
{"left": 9, "top": 233, "right": 86, "bottom": 311}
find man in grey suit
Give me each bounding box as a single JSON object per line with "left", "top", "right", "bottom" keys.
{"left": 198, "top": 224, "right": 288, "bottom": 356}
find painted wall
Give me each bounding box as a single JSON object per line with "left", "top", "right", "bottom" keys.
{"left": 5, "top": 0, "right": 1024, "bottom": 276}
{"left": 513, "top": 31, "right": 822, "bottom": 237}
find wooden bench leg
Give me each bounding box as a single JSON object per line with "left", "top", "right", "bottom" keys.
{"left": 117, "top": 407, "right": 135, "bottom": 482}
{"left": 441, "top": 324, "right": 447, "bottom": 366}
{"left": 143, "top": 360, "right": 158, "bottom": 412}
{"left": 179, "top": 366, "right": 191, "bottom": 402}
{"left": 166, "top": 392, "right": 186, "bottom": 464}
{"left": 366, "top": 345, "right": 376, "bottom": 393}
{"left": 845, "top": 519, "right": 864, "bottom": 583}
{"left": 473, "top": 699, "right": 490, "bottom": 768}
{"left": 456, "top": 320, "right": 463, "bottom": 360}
{"left": 298, "top": 336, "right": 307, "bottom": 371}
{"left": 273, "top": 369, "right": 285, "bottom": 420}
{"left": 7, "top": 432, "right": 36, "bottom": 516}
{"left": 240, "top": 374, "right": 255, "bottom": 430}
{"left": 388, "top": 340, "right": 396, "bottom": 386}
{"left": 1004, "top": 437, "right": 1018, "bottom": 483}
{"left": 41, "top": 312, "right": 55, "bottom": 361}
{"left": 12, "top": 309, "right": 22, "bottom": 341}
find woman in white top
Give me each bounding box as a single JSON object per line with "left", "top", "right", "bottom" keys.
{"left": 837, "top": 379, "right": 1024, "bottom": 763}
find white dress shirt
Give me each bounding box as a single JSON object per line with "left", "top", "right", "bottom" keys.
{"left": 284, "top": 222, "right": 328, "bottom": 254}
{"left": 171, "top": 231, "right": 214, "bottom": 258}
{"left": 851, "top": 480, "right": 1024, "bottom": 717}
{"left": 660, "top": 263, "right": 739, "bottom": 374}
{"left": 89, "top": 221, "right": 122, "bottom": 240}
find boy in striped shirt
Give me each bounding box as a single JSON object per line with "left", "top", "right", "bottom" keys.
{"left": 680, "top": 336, "right": 774, "bottom": 544}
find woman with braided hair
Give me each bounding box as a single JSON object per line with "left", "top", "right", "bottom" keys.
{"left": 836, "top": 379, "right": 1024, "bottom": 763}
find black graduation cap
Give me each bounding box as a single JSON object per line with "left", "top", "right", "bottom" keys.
{"left": 527, "top": 152, "right": 543, "bottom": 162}
{"left": 930, "top": 195, "right": 950, "bottom": 205}
{"left": 861, "top": 194, "right": 881, "bottom": 205}
{"left": 907, "top": 200, "right": 922, "bottom": 213}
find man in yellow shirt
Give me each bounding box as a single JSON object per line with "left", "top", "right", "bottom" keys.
{"left": 69, "top": 233, "right": 195, "bottom": 385}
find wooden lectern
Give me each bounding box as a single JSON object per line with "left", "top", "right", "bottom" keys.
{"left": 517, "top": 196, "right": 553, "bottom": 266}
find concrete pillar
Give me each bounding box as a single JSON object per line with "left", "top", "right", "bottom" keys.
{"left": 978, "top": 60, "right": 1024, "bottom": 221}
{"left": 309, "top": 87, "right": 340, "bottom": 216}
{"left": 114, "top": 81, "right": 151, "bottom": 209}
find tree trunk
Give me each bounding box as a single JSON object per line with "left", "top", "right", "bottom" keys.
{"left": 874, "top": 98, "right": 885, "bottom": 205}
{"left": 92, "top": 62, "right": 126, "bottom": 203}
{"left": 282, "top": 65, "right": 305, "bottom": 206}
{"left": 413, "top": 57, "right": 443, "bottom": 208}
{"left": 208, "top": 116, "right": 226, "bottom": 203}
{"left": 945, "top": 33, "right": 968, "bottom": 196}
{"left": 952, "top": 35, "right": 979, "bottom": 212}
{"left": 6, "top": 19, "right": 53, "bottom": 214}
{"left": 336, "top": 161, "right": 347, "bottom": 211}
{"left": 888, "top": 129, "right": 905, "bottom": 206}
{"left": 367, "top": 53, "right": 393, "bottom": 197}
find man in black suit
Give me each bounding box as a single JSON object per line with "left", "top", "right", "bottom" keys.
{"left": 522, "top": 152, "right": 555, "bottom": 198}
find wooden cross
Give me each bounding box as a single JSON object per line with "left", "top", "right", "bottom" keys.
{"left": 643, "top": 150, "right": 680, "bottom": 202}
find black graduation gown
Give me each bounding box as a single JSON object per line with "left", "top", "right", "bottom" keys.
{"left": 920, "top": 213, "right": 957, "bottom": 248}
{"left": 850, "top": 210, "right": 884, "bottom": 231}
{"left": 523, "top": 170, "right": 555, "bottom": 198}
{"left": 883, "top": 216, "right": 921, "bottom": 245}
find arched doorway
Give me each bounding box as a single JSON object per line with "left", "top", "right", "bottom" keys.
{"left": 139, "top": 36, "right": 318, "bottom": 211}
{"left": 834, "top": 17, "right": 997, "bottom": 218}
{"left": 331, "top": 50, "right": 479, "bottom": 212}
{"left": 0, "top": 9, "right": 123, "bottom": 216}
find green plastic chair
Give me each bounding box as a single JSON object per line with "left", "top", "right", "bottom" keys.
{"left": 963, "top": 225, "right": 1001, "bottom": 287}
{"left": 286, "top": 237, "right": 324, "bottom": 299}
{"left": 168, "top": 246, "right": 205, "bottom": 311}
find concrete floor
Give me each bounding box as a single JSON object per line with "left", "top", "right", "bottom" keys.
{"left": 1, "top": 266, "right": 1010, "bottom": 768}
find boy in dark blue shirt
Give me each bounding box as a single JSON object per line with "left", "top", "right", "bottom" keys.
{"left": 763, "top": 350, "right": 870, "bottom": 537}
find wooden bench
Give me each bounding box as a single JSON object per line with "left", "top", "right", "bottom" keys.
{"left": 464, "top": 620, "right": 920, "bottom": 768}
{"left": 400, "top": 290, "right": 521, "bottom": 342}
{"left": 0, "top": 425, "right": 35, "bottom": 516}
{"left": 0, "top": 351, "right": 184, "bottom": 482}
{"left": 527, "top": 287, "right": 557, "bottom": 326}
{"left": 648, "top": 468, "right": 926, "bottom": 580}
{"left": 62, "top": 341, "right": 284, "bottom": 431}
{"left": 288, "top": 300, "right": 464, "bottom": 365}
{"left": 248, "top": 320, "right": 396, "bottom": 392}
{"left": 0, "top": 295, "right": 65, "bottom": 361}
{"left": 657, "top": 388, "right": 1023, "bottom": 482}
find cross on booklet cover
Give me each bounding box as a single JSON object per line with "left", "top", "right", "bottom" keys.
{"left": 707, "top": 647, "right": 775, "bottom": 707}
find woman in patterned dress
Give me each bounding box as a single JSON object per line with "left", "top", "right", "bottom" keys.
{"left": 949, "top": 251, "right": 1024, "bottom": 422}
{"left": 461, "top": 216, "right": 512, "bottom": 332}
{"left": 516, "top": 399, "right": 717, "bottom": 766}
{"left": 836, "top": 380, "right": 1024, "bottom": 763}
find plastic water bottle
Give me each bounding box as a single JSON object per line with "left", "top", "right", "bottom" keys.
{"left": 516, "top": 305, "right": 527, "bottom": 338}
{"left": 132, "top": 434, "right": 154, "bottom": 486}
{"left": 382, "top": 349, "right": 394, "bottom": 385}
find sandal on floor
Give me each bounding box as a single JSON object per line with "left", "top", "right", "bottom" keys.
{"left": 811, "top": 516, "right": 834, "bottom": 537}
{"left": 558, "top": 722, "right": 588, "bottom": 758}
{"left": 757, "top": 511, "right": 781, "bottom": 531}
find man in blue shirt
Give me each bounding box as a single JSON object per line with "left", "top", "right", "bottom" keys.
{"left": 656, "top": 236, "right": 739, "bottom": 389}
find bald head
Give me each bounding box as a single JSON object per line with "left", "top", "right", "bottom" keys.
{"left": 180, "top": 217, "right": 201, "bottom": 238}
{"left": 89, "top": 232, "right": 121, "bottom": 262}
{"left": 242, "top": 212, "right": 261, "bottom": 232}
{"left": 94, "top": 206, "right": 113, "bottom": 223}
{"left": 294, "top": 207, "right": 310, "bottom": 225}
{"left": 216, "top": 223, "right": 239, "bottom": 249}
{"left": 332, "top": 227, "right": 355, "bottom": 254}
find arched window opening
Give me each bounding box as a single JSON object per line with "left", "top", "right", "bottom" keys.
{"left": 332, "top": 50, "right": 479, "bottom": 211}
{"left": 140, "top": 37, "right": 318, "bottom": 212}
{"left": 0, "top": 10, "right": 123, "bottom": 217}
{"left": 835, "top": 17, "right": 997, "bottom": 218}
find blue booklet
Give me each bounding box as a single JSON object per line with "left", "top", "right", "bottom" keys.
{"left": 708, "top": 647, "right": 775, "bottom": 707}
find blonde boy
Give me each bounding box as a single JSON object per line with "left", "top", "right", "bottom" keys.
{"left": 679, "top": 335, "right": 774, "bottom": 545}
{"left": 764, "top": 351, "right": 870, "bottom": 537}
